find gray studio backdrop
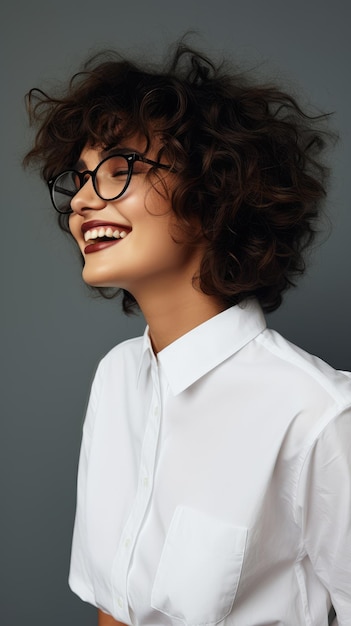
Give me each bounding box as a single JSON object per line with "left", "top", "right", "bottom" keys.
{"left": 2, "top": 1, "right": 350, "bottom": 625}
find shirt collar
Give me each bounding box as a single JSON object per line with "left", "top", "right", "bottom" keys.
{"left": 139, "top": 299, "right": 266, "bottom": 395}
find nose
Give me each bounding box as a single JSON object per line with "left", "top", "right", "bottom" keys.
{"left": 70, "top": 177, "right": 106, "bottom": 214}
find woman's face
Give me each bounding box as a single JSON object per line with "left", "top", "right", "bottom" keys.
{"left": 68, "top": 134, "right": 204, "bottom": 301}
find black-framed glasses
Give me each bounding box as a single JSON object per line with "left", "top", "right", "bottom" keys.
{"left": 47, "top": 153, "right": 171, "bottom": 214}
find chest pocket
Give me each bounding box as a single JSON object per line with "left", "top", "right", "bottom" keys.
{"left": 151, "top": 506, "right": 247, "bottom": 626}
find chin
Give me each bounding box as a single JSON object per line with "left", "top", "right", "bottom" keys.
{"left": 82, "top": 270, "right": 119, "bottom": 288}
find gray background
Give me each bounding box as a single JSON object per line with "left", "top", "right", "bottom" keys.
{"left": 1, "top": 1, "right": 350, "bottom": 624}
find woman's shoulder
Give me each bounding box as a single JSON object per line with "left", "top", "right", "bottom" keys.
{"left": 86, "top": 334, "right": 146, "bottom": 403}
{"left": 99, "top": 334, "right": 146, "bottom": 370}
{"left": 257, "top": 327, "right": 351, "bottom": 411}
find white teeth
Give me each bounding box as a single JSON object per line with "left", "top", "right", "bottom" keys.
{"left": 83, "top": 226, "right": 129, "bottom": 242}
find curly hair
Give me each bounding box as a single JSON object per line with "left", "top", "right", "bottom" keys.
{"left": 24, "top": 41, "right": 333, "bottom": 313}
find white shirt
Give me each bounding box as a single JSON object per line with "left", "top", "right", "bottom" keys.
{"left": 69, "top": 299, "right": 351, "bottom": 626}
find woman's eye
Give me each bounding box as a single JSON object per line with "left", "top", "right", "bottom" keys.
{"left": 111, "top": 169, "right": 129, "bottom": 177}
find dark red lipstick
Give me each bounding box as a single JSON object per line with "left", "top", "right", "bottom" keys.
{"left": 82, "top": 220, "right": 131, "bottom": 254}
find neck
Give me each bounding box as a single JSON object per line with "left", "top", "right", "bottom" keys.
{"left": 135, "top": 286, "right": 227, "bottom": 353}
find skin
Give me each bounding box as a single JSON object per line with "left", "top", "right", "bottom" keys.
{"left": 98, "top": 610, "right": 126, "bottom": 626}
{"left": 69, "top": 134, "right": 227, "bottom": 353}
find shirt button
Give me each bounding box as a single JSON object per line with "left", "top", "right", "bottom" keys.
{"left": 154, "top": 406, "right": 159, "bottom": 417}
{"left": 143, "top": 476, "right": 149, "bottom": 488}
{"left": 117, "top": 596, "right": 123, "bottom": 608}
{"left": 124, "top": 537, "right": 131, "bottom": 548}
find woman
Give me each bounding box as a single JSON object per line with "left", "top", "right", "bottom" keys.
{"left": 25, "top": 42, "right": 350, "bottom": 626}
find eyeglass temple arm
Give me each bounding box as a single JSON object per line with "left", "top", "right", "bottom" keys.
{"left": 51, "top": 185, "right": 75, "bottom": 197}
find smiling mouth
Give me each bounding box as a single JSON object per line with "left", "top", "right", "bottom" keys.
{"left": 84, "top": 226, "right": 129, "bottom": 244}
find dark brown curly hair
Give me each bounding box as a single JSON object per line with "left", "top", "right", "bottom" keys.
{"left": 24, "top": 41, "right": 333, "bottom": 313}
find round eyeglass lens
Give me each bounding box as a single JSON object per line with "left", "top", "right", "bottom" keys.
{"left": 94, "top": 155, "right": 130, "bottom": 200}
{"left": 52, "top": 171, "right": 79, "bottom": 213}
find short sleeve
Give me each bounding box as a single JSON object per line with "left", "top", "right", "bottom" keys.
{"left": 296, "top": 407, "right": 351, "bottom": 625}
{"left": 68, "top": 361, "right": 104, "bottom": 605}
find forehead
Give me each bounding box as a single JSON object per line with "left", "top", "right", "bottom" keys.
{"left": 77, "top": 131, "right": 159, "bottom": 167}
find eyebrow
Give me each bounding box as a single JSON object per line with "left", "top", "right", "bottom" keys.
{"left": 103, "top": 145, "right": 139, "bottom": 156}
{"left": 74, "top": 158, "right": 88, "bottom": 170}
{"left": 74, "top": 146, "right": 143, "bottom": 170}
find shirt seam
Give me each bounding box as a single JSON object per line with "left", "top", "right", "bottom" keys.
{"left": 256, "top": 332, "right": 349, "bottom": 404}
{"left": 292, "top": 404, "right": 351, "bottom": 528}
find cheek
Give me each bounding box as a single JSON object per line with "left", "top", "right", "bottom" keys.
{"left": 142, "top": 176, "right": 175, "bottom": 215}
{"left": 68, "top": 215, "right": 82, "bottom": 244}
{"left": 68, "top": 214, "right": 75, "bottom": 235}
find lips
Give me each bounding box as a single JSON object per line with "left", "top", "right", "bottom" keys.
{"left": 81, "top": 220, "right": 131, "bottom": 254}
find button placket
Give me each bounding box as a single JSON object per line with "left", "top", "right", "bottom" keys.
{"left": 111, "top": 361, "right": 162, "bottom": 621}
